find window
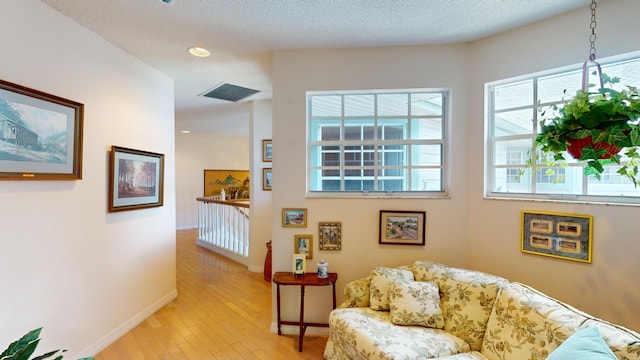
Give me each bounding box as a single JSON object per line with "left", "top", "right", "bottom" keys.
{"left": 307, "top": 90, "right": 449, "bottom": 197}
{"left": 486, "top": 52, "right": 640, "bottom": 204}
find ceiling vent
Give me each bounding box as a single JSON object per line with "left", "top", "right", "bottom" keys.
{"left": 199, "top": 82, "right": 260, "bottom": 102}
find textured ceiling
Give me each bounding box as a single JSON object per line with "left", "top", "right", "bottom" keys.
{"left": 42, "top": 0, "right": 591, "bottom": 134}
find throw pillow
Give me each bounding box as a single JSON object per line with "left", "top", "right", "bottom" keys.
{"left": 369, "top": 267, "right": 414, "bottom": 311}
{"left": 389, "top": 280, "right": 445, "bottom": 328}
{"left": 546, "top": 327, "right": 617, "bottom": 360}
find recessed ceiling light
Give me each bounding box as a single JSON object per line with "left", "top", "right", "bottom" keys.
{"left": 180, "top": 130, "right": 191, "bottom": 134}
{"left": 188, "top": 46, "right": 210, "bottom": 57}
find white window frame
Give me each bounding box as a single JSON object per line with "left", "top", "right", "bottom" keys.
{"left": 485, "top": 51, "right": 640, "bottom": 205}
{"left": 307, "top": 88, "right": 451, "bottom": 198}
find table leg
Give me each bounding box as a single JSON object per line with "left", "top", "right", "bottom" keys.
{"left": 276, "top": 283, "right": 282, "bottom": 335}
{"left": 298, "top": 285, "right": 305, "bottom": 352}
{"left": 332, "top": 283, "right": 336, "bottom": 309}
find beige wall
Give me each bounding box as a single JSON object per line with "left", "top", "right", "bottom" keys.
{"left": 270, "top": 0, "right": 640, "bottom": 333}
{"left": 0, "top": 0, "right": 176, "bottom": 356}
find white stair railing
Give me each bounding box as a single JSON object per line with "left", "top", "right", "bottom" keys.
{"left": 197, "top": 197, "right": 249, "bottom": 265}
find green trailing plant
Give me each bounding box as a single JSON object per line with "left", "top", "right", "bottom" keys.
{"left": 531, "top": 73, "right": 640, "bottom": 186}
{"left": 1, "top": 328, "right": 93, "bottom": 360}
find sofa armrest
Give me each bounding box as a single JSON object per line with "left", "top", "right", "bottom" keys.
{"left": 338, "top": 277, "right": 370, "bottom": 308}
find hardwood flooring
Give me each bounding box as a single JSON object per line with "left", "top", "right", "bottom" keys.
{"left": 94, "top": 229, "right": 327, "bottom": 359}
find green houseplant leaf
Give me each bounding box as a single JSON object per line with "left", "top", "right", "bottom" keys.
{"left": 1, "top": 328, "right": 93, "bottom": 360}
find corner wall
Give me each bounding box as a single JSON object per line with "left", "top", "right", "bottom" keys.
{"left": 0, "top": 0, "right": 176, "bottom": 356}
{"left": 466, "top": 0, "right": 640, "bottom": 331}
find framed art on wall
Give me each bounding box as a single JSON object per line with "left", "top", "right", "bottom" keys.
{"left": 203, "top": 169, "right": 250, "bottom": 199}
{"left": 379, "top": 210, "right": 426, "bottom": 245}
{"left": 294, "top": 234, "right": 313, "bottom": 259}
{"left": 282, "top": 208, "right": 307, "bottom": 227}
{"left": 108, "top": 146, "right": 164, "bottom": 212}
{"left": 319, "top": 222, "right": 342, "bottom": 250}
{"left": 0, "top": 79, "right": 84, "bottom": 180}
{"left": 521, "top": 210, "right": 593, "bottom": 263}
{"left": 263, "top": 168, "right": 272, "bottom": 191}
{"left": 262, "top": 139, "right": 272, "bottom": 162}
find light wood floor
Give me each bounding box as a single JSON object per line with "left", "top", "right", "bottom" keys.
{"left": 94, "top": 229, "right": 327, "bottom": 359}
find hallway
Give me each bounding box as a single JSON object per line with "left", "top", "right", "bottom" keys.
{"left": 95, "top": 229, "right": 327, "bottom": 359}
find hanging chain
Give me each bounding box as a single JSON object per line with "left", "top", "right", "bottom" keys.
{"left": 589, "top": 0, "right": 597, "bottom": 60}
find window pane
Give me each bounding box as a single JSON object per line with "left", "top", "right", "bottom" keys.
{"left": 411, "top": 93, "right": 443, "bottom": 116}
{"left": 380, "top": 145, "right": 407, "bottom": 166}
{"left": 411, "top": 169, "right": 442, "bottom": 191}
{"left": 494, "top": 109, "right": 534, "bottom": 136}
{"left": 411, "top": 144, "right": 441, "bottom": 166}
{"left": 379, "top": 119, "right": 407, "bottom": 140}
{"left": 411, "top": 118, "right": 442, "bottom": 140}
{"left": 494, "top": 139, "right": 531, "bottom": 165}
{"left": 380, "top": 179, "right": 404, "bottom": 191}
{"left": 310, "top": 120, "right": 340, "bottom": 141}
{"left": 311, "top": 95, "right": 341, "bottom": 117}
{"left": 538, "top": 71, "right": 581, "bottom": 104}
{"left": 321, "top": 125, "right": 340, "bottom": 141}
{"left": 344, "top": 119, "right": 374, "bottom": 140}
{"left": 493, "top": 167, "right": 531, "bottom": 193}
{"left": 588, "top": 166, "right": 640, "bottom": 196}
{"left": 378, "top": 93, "right": 408, "bottom": 116}
{"left": 345, "top": 94, "right": 374, "bottom": 116}
{"left": 494, "top": 79, "right": 533, "bottom": 110}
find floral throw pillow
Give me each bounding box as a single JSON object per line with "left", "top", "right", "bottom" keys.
{"left": 369, "top": 267, "right": 414, "bottom": 311}
{"left": 389, "top": 280, "right": 445, "bottom": 329}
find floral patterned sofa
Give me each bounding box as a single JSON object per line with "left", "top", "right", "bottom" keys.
{"left": 323, "top": 260, "right": 640, "bottom": 360}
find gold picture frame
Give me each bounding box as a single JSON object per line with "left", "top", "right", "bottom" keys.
{"left": 262, "top": 139, "right": 272, "bottom": 162}
{"left": 262, "top": 168, "right": 272, "bottom": 191}
{"left": 294, "top": 234, "right": 313, "bottom": 259}
{"left": 521, "top": 210, "right": 593, "bottom": 263}
{"left": 318, "top": 222, "right": 342, "bottom": 250}
{"left": 282, "top": 208, "right": 307, "bottom": 227}
{"left": 203, "top": 169, "right": 250, "bottom": 198}
{"left": 292, "top": 254, "right": 306, "bottom": 275}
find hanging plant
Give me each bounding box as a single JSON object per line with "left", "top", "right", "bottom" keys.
{"left": 529, "top": 0, "right": 640, "bottom": 187}
{"left": 533, "top": 74, "right": 640, "bottom": 186}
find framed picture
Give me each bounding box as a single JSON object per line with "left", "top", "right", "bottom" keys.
{"left": 294, "top": 234, "right": 313, "bottom": 259}
{"left": 108, "top": 146, "right": 164, "bottom": 212}
{"left": 262, "top": 139, "right": 272, "bottom": 162}
{"left": 293, "top": 253, "right": 306, "bottom": 275}
{"left": 0, "top": 79, "right": 83, "bottom": 180}
{"left": 379, "top": 210, "right": 426, "bottom": 246}
{"left": 319, "top": 222, "right": 342, "bottom": 250}
{"left": 521, "top": 211, "right": 593, "bottom": 263}
{"left": 262, "top": 168, "right": 272, "bottom": 191}
{"left": 203, "top": 169, "right": 250, "bottom": 199}
{"left": 282, "top": 208, "right": 307, "bottom": 227}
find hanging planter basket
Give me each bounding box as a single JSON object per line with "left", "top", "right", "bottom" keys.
{"left": 566, "top": 136, "right": 622, "bottom": 160}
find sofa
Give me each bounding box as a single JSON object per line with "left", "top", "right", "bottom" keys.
{"left": 323, "top": 260, "right": 640, "bottom": 360}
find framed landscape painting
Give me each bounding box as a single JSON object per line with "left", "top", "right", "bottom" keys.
{"left": 379, "top": 210, "right": 426, "bottom": 246}
{"left": 108, "top": 146, "right": 164, "bottom": 212}
{"left": 204, "top": 169, "right": 250, "bottom": 199}
{"left": 0, "top": 79, "right": 83, "bottom": 180}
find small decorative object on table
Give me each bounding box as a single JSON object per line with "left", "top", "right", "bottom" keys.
{"left": 317, "top": 259, "right": 329, "bottom": 278}
{"left": 293, "top": 253, "right": 306, "bottom": 275}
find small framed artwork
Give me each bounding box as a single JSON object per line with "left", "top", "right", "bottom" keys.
{"left": 0, "top": 79, "right": 84, "bottom": 180}
{"left": 294, "top": 234, "right": 313, "bottom": 259}
{"left": 203, "top": 169, "right": 250, "bottom": 198}
{"left": 293, "top": 253, "right": 306, "bottom": 275}
{"left": 521, "top": 210, "right": 593, "bottom": 263}
{"left": 108, "top": 146, "right": 164, "bottom": 212}
{"left": 379, "top": 210, "right": 426, "bottom": 246}
{"left": 262, "top": 139, "right": 272, "bottom": 162}
{"left": 262, "top": 168, "right": 272, "bottom": 191}
{"left": 319, "top": 222, "right": 342, "bottom": 250}
{"left": 282, "top": 208, "right": 307, "bottom": 227}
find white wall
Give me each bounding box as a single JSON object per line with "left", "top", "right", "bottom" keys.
{"left": 0, "top": 0, "right": 176, "bottom": 357}
{"left": 466, "top": 0, "right": 640, "bottom": 331}
{"left": 175, "top": 123, "right": 250, "bottom": 230}
{"left": 271, "top": 45, "right": 471, "bottom": 330}
{"left": 249, "top": 100, "right": 273, "bottom": 272}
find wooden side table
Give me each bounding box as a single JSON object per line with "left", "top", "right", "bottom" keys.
{"left": 272, "top": 271, "right": 338, "bottom": 352}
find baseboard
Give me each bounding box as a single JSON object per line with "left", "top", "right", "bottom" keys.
{"left": 76, "top": 289, "right": 178, "bottom": 357}
{"left": 269, "top": 322, "right": 330, "bottom": 336}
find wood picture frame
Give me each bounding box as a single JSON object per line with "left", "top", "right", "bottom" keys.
{"left": 262, "top": 168, "right": 272, "bottom": 191}
{"left": 521, "top": 210, "right": 593, "bottom": 263}
{"left": 318, "top": 222, "right": 342, "bottom": 250}
{"left": 379, "top": 210, "right": 426, "bottom": 246}
{"left": 262, "top": 139, "right": 272, "bottom": 162}
{"left": 282, "top": 208, "right": 307, "bottom": 227}
{"left": 0, "top": 78, "right": 83, "bottom": 180}
{"left": 108, "top": 146, "right": 164, "bottom": 212}
{"left": 294, "top": 234, "right": 313, "bottom": 259}
{"left": 203, "top": 169, "right": 250, "bottom": 199}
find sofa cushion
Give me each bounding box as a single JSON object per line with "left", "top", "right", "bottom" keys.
{"left": 481, "top": 282, "right": 589, "bottom": 360}
{"left": 546, "top": 327, "right": 617, "bottom": 360}
{"left": 389, "top": 280, "right": 445, "bottom": 329}
{"left": 369, "top": 266, "right": 414, "bottom": 311}
{"left": 326, "top": 307, "right": 471, "bottom": 360}
{"left": 580, "top": 318, "right": 640, "bottom": 359}
{"left": 412, "top": 260, "right": 508, "bottom": 352}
